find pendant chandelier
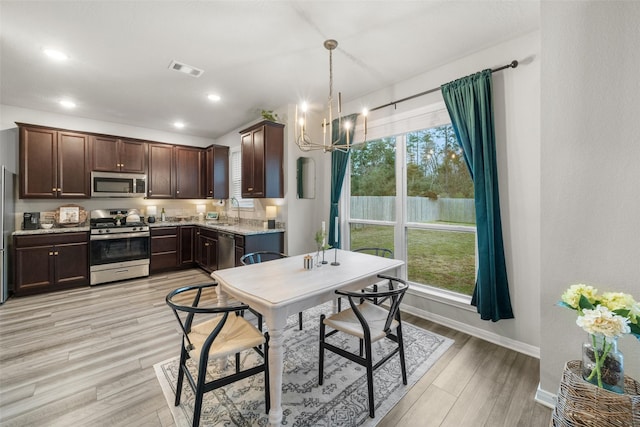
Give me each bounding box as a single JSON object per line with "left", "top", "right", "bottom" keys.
{"left": 294, "top": 39, "right": 367, "bottom": 153}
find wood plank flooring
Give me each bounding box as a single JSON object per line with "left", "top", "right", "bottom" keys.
{"left": 0, "top": 269, "right": 552, "bottom": 426}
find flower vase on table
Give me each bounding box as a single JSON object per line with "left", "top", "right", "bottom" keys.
{"left": 582, "top": 333, "right": 624, "bottom": 393}
{"left": 558, "top": 283, "right": 640, "bottom": 395}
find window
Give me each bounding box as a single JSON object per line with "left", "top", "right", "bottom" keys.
{"left": 230, "top": 149, "right": 253, "bottom": 208}
{"left": 347, "top": 105, "right": 476, "bottom": 297}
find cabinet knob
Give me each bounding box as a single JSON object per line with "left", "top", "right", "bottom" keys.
{"left": 176, "top": 190, "right": 180, "bottom": 194}
{"left": 54, "top": 251, "right": 59, "bottom": 255}
{"left": 248, "top": 187, "right": 253, "bottom": 191}
{"left": 49, "top": 251, "right": 54, "bottom": 256}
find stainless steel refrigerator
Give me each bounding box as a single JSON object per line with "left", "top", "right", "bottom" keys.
{"left": 1, "top": 165, "right": 15, "bottom": 304}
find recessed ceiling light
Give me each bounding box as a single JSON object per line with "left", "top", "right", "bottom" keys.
{"left": 59, "top": 99, "right": 76, "bottom": 109}
{"left": 173, "top": 121, "right": 185, "bottom": 129}
{"left": 43, "top": 48, "right": 68, "bottom": 61}
{"left": 207, "top": 94, "right": 221, "bottom": 102}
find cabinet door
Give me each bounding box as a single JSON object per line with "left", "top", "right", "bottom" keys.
{"left": 14, "top": 245, "right": 54, "bottom": 294}
{"left": 54, "top": 241, "right": 89, "bottom": 288}
{"left": 19, "top": 126, "right": 58, "bottom": 198}
{"left": 119, "top": 139, "right": 146, "bottom": 173}
{"left": 241, "top": 127, "right": 265, "bottom": 197}
{"left": 92, "top": 136, "right": 120, "bottom": 172}
{"left": 179, "top": 226, "right": 196, "bottom": 266}
{"left": 206, "top": 145, "right": 229, "bottom": 199}
{"left": 175, "top": 146, "right": 203, "bottom": 199}
{"left": 197, "top": 235, "right": 217, "bottom": 272}
{"left": 58, "top": 131, "right": 91, "bottom": 198}
{"left": 148, "top": 144, "right": 174, "bottom": 198}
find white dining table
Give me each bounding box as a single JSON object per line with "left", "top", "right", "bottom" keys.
{"left": 211, "top": 249, "right": 404, "bottom": 426}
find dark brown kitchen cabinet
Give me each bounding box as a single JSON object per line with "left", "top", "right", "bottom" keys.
{"left": 13, "top": 232, "right": 89, "bottom": 296}
{"left": 196, "top": 228, "right": 218, "bottom": 272}
{"left": 92, "top": 136, "right": 146, "bottom": 173}
{"left": 179, "top": 226, "right": 196, "bottom": 266}
{"left": 18, "top": 124, "right": 91, "bottom": 199}
{"left": 150, "top": 226, "right": 178, "bottom": 272}
{"left": 205, "top": 145, "right": 229, "bottom": 199}
{"left": 175, "top": 146, "right": 204, "bottom": 199}
{"left": 239, "top": 120, "right": 284, "bottom": 198}
{"left": 147, "top": 143, "right": 174, "bottom": 199}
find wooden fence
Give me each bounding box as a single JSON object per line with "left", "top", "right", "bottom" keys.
{"left": 350, "top": 196, "right": 475, "bottom": 224}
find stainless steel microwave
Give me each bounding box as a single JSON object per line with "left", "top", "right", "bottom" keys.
{"left": 91, "top": 171, "right": 147, "bottom": 198}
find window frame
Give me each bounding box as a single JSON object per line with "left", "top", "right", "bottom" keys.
{"left": 345, "top": 102, "right": 476, "bottom": 304}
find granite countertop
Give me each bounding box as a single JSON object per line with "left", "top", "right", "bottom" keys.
{"left": 148, "top": 220, "right": 285, "bottom": 236}
{"left": 13, "top": 221, "right": 284, "bottom": 237}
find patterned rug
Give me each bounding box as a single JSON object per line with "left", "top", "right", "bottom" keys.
{"left": 154, "top": 302, "right": 453, "bottom": 427}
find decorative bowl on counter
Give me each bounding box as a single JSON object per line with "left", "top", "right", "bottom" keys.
{"left": 41, "top": 223, "right": 54, "bottom": 229}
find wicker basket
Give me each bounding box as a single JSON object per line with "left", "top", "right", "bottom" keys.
{"left": 552, "top": 360, "right": 640, "bottom": 427}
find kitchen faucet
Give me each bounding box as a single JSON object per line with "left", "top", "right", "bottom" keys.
{"left": 230, "top": 197, "right": 240, "bottom": 224}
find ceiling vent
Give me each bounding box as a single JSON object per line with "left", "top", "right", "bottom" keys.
{"left": 168, "top": 60, "right": 204, "bottom": 78}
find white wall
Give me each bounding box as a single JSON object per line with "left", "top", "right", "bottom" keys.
{"left": 540, "top": 1, "right": 640, "bottom": 397}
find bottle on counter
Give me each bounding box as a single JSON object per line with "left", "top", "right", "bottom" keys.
{"left": 161, "top": 208, "right": 166, "bottom": 222}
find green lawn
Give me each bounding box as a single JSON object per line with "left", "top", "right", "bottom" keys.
{"left": 350, "top": 224, "right": 476, "bottom": 296}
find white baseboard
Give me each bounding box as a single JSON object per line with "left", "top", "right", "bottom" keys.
{"left": 534, "top": 383, "right": 557, "bottom": 409}
{"left": 400, "top": 303, "right": 541, "bottom": 359}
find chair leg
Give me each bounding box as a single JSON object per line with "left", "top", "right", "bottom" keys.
{"left": 397, "top": 324, "right": 408, "bottom": 384}
{"left": 298, "top": 311, "right": 303, "bottom": 330}
{"left": 364, "top": 338, "right": 375, "bottom": 418}
{"left": 192, "top": 353, "right": 210, "bottom": 427}
{"left": 175, "top": 346, "right": 188, "bottom": 406}
{"left": 318, "top": 315, "right": 326, "bottom": 385}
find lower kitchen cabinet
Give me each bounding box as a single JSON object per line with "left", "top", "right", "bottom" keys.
{"left": 196, "top": 227, "right": 217, "bottom": 272}
{"left": 150, "top": 227, "right": 178, "bottom": 273}
{"left": 14, "top": 232, "right": 89, "bottom": 296}
{"left": 151, "top": 225, "right": 197, "bottom": 272}
{"left": 179, "top": 226, "right": 196, "bottom": 266}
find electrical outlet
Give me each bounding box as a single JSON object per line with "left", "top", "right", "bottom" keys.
{"left": 215, "top": 199, "right": 225, "bottom": 206}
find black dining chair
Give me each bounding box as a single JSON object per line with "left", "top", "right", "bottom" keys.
{"left": 318, "top": 274, "right": 409, "bottom": 419}
{"left": 240, "top": 251, "right": 304, "bottom": 330}
{"left": 166, "top": 282, "right": 270, "bottom": 427}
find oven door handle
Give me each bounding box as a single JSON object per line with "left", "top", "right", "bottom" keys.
{"left": 90, "top": 232, "right": 150, "bottom": 241}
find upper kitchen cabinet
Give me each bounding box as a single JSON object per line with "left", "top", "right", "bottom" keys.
{"left": 205, "top": 145, "right": 229, "bottom": 199}
{"left": 18, "top": 124, "right": 91, "bottom": 199}
{"left": 239, "top": 120, "right": 284, "bottom": 198}
{"left": 92, "top": 136, "right": 146, "bottom": 173}
{"left": 174, "top": 146, "right": 204, "bottom": 199}
{"left": 147, "top": 143, "right": 174, "bottom": 199}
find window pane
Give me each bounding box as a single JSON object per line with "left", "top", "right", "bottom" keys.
{"left": 406, "top": 125, "right": 474, "bottom": 216}
{"left": 349, "top": 224, "right": 394, "bottom": 256}
{"left": 407, "top": 228, "right": 476, "bottom": 296}
{"left": 349, "top": 137, "right": 396, "bottom": 221}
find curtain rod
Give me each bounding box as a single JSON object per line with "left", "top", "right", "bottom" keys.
{"left": 368, "top": 60, "right": 519, "bottom": 113}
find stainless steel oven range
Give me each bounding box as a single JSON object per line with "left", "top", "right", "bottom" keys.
{"left": 89, "top": 209, "right": 150, "bottom": 285}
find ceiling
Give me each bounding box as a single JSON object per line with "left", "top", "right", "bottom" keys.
{"left": 0, "top": 1, "right": 539, "bottom": 140}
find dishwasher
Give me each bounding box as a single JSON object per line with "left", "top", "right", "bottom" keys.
{"left": 217, "top": 232, "right": 236, "bottom": 269}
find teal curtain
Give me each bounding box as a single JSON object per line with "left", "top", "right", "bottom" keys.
{"left": 441, "top": 70, "right": 514, "bottom": 322}
{"left": 328, "top": 114, "right": 357, "bottom": 248}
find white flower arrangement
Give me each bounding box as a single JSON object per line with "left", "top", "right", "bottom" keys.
{"left": 559, "top": 284, "right": 639, "bottom": 392}
{"left": 559, "top": 284, "right": 639, "bottom": 340}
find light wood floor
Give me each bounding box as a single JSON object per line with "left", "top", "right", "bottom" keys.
{"left": 0, "top": 269, "right": 552, "bottom": 426}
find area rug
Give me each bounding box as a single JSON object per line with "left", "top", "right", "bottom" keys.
{"left": 155, "top": 302, "right": 453, "bottom": 427}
